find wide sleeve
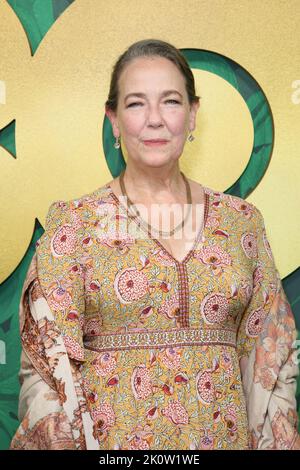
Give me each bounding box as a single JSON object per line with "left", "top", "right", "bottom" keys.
{"left": 10, "top": 254, "right": 82, "bottom": 450}
{"left": 237, "top": 206, "right": 300, "bottom": 449}
{"left": 36, "top": 200, "right": 87, "bottom": 361}
{"left": 10, "top": 330, "right": 78, "bottom": 450}
{"left": 236, "top": 206, "right": 282, "bottom": 362}
{"left": 10, "top": 201, "right": 98, "bottom": 449}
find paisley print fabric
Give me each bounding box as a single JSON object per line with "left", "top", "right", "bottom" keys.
{"left": 10, "top": 184, "right": 300, "bottom": 450}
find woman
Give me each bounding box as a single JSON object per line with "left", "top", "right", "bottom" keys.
{"left": 11, "top": 39, "right": 300, "bottom": 450}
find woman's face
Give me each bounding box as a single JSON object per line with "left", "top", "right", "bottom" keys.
{"left": 106, "top": 56, "right": 200, "bottom": 169}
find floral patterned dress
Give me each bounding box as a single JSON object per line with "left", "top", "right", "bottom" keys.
{"left": 10, "top": 184, "right": 300, "bottom": 450}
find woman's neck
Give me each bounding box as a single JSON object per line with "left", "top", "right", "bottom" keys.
{"left": 122, "top": 163, "right": 186, "bottom": 203}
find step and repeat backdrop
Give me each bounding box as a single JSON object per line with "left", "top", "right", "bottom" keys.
{"left": 0, "top": 0, "right": 299, "bottom": 449}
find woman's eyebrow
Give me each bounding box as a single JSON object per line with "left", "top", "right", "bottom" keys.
{"left": 124, "top": 90, "right": 183, "bottom": 101}
{"left": 161, "top": 90, "right": 183, "bottom": 98}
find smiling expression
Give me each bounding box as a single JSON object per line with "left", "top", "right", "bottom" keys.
{"left": 106, "top": 56, "right": 200, "bottom": 168}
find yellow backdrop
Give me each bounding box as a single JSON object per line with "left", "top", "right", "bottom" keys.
{"left": 0, "top": 0, "right": 299, "bottom": 282}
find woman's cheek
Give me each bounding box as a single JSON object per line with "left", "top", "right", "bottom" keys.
{"left": 123, "top": 114, "right": 146, "bottom": 136}
{"left": 164, "top": 110, "right": 189, "bottom": 135}
{"left": 170, "top": 120, "right": 189, "bottom": 136}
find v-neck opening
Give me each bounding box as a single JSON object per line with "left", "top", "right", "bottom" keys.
{"left": 105, "top": 183, "right": 211, "bottom": 265}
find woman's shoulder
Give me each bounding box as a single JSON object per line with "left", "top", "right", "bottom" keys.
{"left": 66, "top": 183, "right": 113, "bottom": 208}
{"left": 42, "top": 184, "right": 114, "bottom": 237}
{"left": 47, "top": 183, "right": 112, "bottom": 215}
{"left": 201, "top": 183, "right": 264, "bottom": 227}
{"left": 37, "top": 184, "right": 113, "bottom": 258}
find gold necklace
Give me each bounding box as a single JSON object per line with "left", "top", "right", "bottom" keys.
{"left": 119, "top": 169, "right": 192, "bottom": 237}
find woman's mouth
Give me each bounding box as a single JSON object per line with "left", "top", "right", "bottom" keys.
{"left": 143, "top": 139, "right": 169, "bottom": 146}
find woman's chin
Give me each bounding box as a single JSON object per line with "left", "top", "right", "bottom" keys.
{"left": 139, "top": 154, "right": 179, "bottom": 168}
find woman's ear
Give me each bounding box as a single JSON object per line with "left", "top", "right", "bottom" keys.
{"left": 189, "top": 100, "right": 200, "bottom": 132}
{"left": 105, "top": 106, "right": 120, "bottom": 138}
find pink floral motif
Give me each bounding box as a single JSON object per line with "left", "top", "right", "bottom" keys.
{"left": 271, "top": 409, "right": 297, "bottom": 449}
{"left": 92, "top": 352, "right": 117, "bottom": 377}
{"left": 146, "top": 406, "right": 159, "bottom": 420}
{"left": 174, "top": 372, "right": 189, "bottom": 385}
{"left": 114, "top": 267, "right": 149, "bottom": 304}
{"left": 69, "top": 262, "right": 84, "bottom": 276}
{"left": 69, "top": 208, "right": 85, "bottom": 230}
{"left": 84, "top": 318, "right": 102, "bottom": 335}
{"left": 138, "top": 305, "right": 154, "bottom": 323}
{"left": 220, "top": 350, "right": 234, "bottom": 376}
{"left": 241, "top": 233, "right": 258, "bottom": 259}
{"left": 48, "top": 286, "right": 73, "bottom": 311}
{"left": 81, "top": 231, "right": 93, "bottom": 248}
{"left": 194, "top": 244, "right": 231, "bottom": 275}
{"left": 200, "top": 292, "right": 229, "bottom": 324}
{"left": 196, "top": 370, "right": 215, "bottom": 404}
{"left": 255, "top": 322, "right": 290, "bottom": 376}
{"left": 253, "top": 264, "right": 264, "bottom": 293}
{"left": 204, "top": 189, "right": 225, "bottom": 210}
{"left": 51, "top": 225, "right": 77, "bottom": 257}
{"left": 229, "top": 197, "right": 254, "bottom": 219}
{"left": 206, "top": 215, "right": 220, "bottom": 230}
{"left": 158, "top": 293, "right": 180, "bottom": 321}
{"left": 55, "top": 201, "right": 68, "bottom": 210}
{"left": 131, "top": 365, "right": 153, "bottom": 400}
{"left": 224, "top": 404, "right": 238, "bottom": 442}
{"left": 127, "top": 438, "right": 150, "bottom": 450}
{"left": 198, "top": 430, "right": 214, "bottom": 450}
{"left": 63, "top": 334, "right": 84, "bottom": 361}
{"left": 254, "top": 365, "right": 275, "bottom": 390}
{"left": 159, "top": 347, "right": 182, "bottom": 369}
{"left": 83, "top": 262, "right": 102, "bottom": 294}
{"left": 161, "top": 400, "right": 189, "bottom": 425}
{"left": 246, "top": 307, "right": 268, "bottom": 337}
{"left": 66, "top": 309, "right": 79, "bottom": 322}
{"left": 253, "top": 291, "right": 295, "bottom": 390}
{"left": 125, "top": 424, "right": 153, "bottom": 450}
{"left": 91, "top": 278, "right": 102, "bottom": 290}
{"left": 91, "top": 402, "right": 116, "bottom": 437}
{"left": 264, "top": 325, "right": 291, "bottom": 370}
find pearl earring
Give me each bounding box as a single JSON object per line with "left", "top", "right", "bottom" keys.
{"left": 114, "top": 136, "right": 120, "bottom": 149}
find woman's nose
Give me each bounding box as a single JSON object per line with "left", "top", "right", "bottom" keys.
{"left": 147, "top": 104, "right": 163, "bottom": 127}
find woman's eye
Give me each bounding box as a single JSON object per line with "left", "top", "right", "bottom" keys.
{"left": 126, "top": 100, "right": 180, "bottom": 108}
{"left": 127, "top": 102, "right": 143, "bottom": 108}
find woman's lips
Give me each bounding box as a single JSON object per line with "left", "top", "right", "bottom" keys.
{"left": 143, "top": 140, "right": 169, "bottom": 146}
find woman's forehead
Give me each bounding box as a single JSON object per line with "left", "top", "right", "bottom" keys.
{"left": 118, "top": 56, "right": 186, "bottom": 93}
